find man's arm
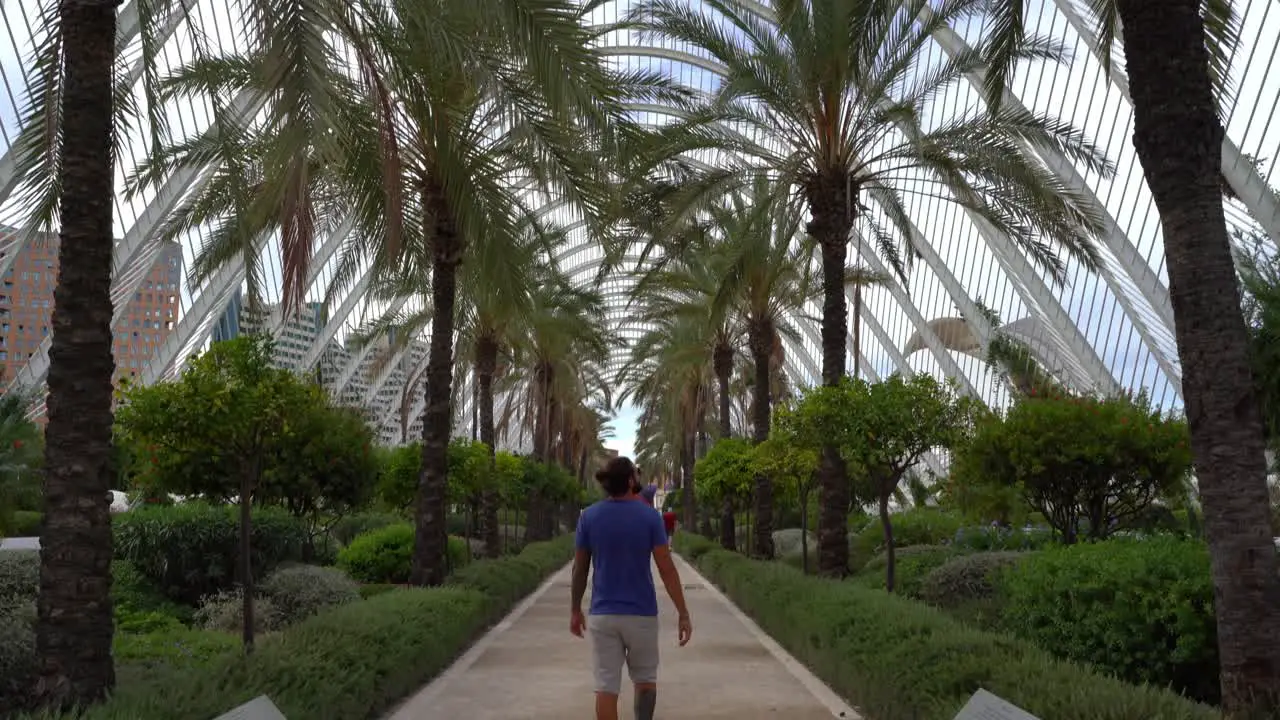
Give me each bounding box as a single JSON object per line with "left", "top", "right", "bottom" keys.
{"left": 571, "top": 549, "right": 591, "bottom": 613}
{"left": 652, "top": 545, "right": 689, "bottom": 619}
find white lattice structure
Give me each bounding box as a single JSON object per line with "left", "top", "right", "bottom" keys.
{"left": 0, "top": 0, "right": 1277, "bottom": 450}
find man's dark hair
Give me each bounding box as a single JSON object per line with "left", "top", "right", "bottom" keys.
{"left": 596, "top": 456, "right": 636, "bottom": 498}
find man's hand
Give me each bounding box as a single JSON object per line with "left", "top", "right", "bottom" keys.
{"left": 570, "top": 608, "right": 587, "bottom": 638}
{"left": 677, "top": 613, "right": 692, "bottom": 646}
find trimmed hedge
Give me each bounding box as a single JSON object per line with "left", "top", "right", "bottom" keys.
{"left": 21, "top": 535, "right": 574, "bottom": 720}
{"left": 673, "top": 534, "right": 1218, "bottom": 720}
{"left": 113, "top": 504, "right": 307, "bottom": 604}
{"left": 998, "top": 537, "right": 1219, "bottom": 705}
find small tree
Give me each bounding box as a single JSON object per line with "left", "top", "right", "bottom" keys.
{"left": 446, "top": 439, "right": 491, "bottom": 547}
{"left": 376, "top": 442, "right": 422, "bottom": 512}
{"left": 753, "top": 403, "right": 819, "bottom": 572}
{"left": 792, "top": 376, "right": 971, "bottom": 591}
{"left": 0, "top": 389, "right": 43, "bottom": 534}
{"left": 262, "top": 402, "right": 379, "bottom": 558}
{"left": 693, "top": 438, "right": 754, "bottom": 551}
{"left": 115, "top": 336, "right": 311, "bottom": 652}
{"left": 950, "top": 391, "right": 1193, "bottom": 544}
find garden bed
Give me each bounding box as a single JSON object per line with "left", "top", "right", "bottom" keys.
{"left": 18, "top": 536, "right": 573, "bottom": 720}
{"left": 674, "top": 534, "right": 1218, "bottom": 720}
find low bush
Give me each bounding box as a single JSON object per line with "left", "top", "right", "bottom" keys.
{"left": 854, "top": 544, "right": 958, "bottom": 596}
{"left": 674, "top": 534, "right": 1218, "bottom": 720}
{"left": 848, "top": 508, "right": 963, "bottom": 571}
{"left": 919, "top": 551, "right": 1026, "bottom": 608}
{"left": 24, "top": 535, "right": 574, "bottom": 720}
{"left": 336, "top": 524, "right": 413, "bottom": 583}
{"left": 0, "top": 552, "right": 37, "bottom": 610}
{"left": 110, "top": 561, "right": 192, "bottom": 626}
{"left": 329, "top": 512, "right": 404, "bottom": 546}
{"left": 918, "top": 551, "right": 1026, "bottom": 629}
{"left": 195, "top": 591, "right": 284, "bottom": 634}
{"left": 112, "top": 625, "right": 240, "bottom": 671}
{"left": 357, "top": 584, "right": 401, "bottom": 599}
{"left": 997, "top": 536, "right": 1218, "bottom": 705}
{"left": 114, "top": 503, "right": 307, "bottom": 604}
{"left": 950, "top": 524, "right": 1053, "bottom": 552}
{"left": 337, "top": 524, "right": 469, "bottom": 584}
{"left": 10, "top": 512, "right": 41, "bottom": 537}
{"left": 260, "top": 565, "right": 360, "bottom": 625}
{"left": 0, "top": 604, "right": 34, "bottom": 713}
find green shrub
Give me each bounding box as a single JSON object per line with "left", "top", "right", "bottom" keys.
{"left": 113, "top": 625, "right": 239, "bottom": 671}
{"left": 997, "top": 536, "right": 1218, "bottom": 704}
{"left": 848, "top": 509, "right": 963, "bottom": 571}
{"left": 329, "top": 511, "right": 404, "bottom": 546}
{"left": 10, "top": 512, "right": 41, "bottom": 537}
{"left": 111, "top": 560, "right": 193, "bottom": 626}
{"left": 357, "top": 584, "right": 402, "bottom": 599}
{"left": 918, "top": 551, "right": 1027, "bottom": 629}
{"left": 919, "top": 551, "right": 1026, "bottom": 608}
{"left": 29, "top": 536, "right": 574, "bottom": 720}
{"left": 0, "top": 551, "right": 38, "bottom": 610}
{"left": 674, "top": 534, "right": 1217, "bottom": 720}
{"left": 195, "top": 591, "right": 284, "bottom": 634}
{"left": 0, "top": 604, "right": 34, "bottom": 714}
{"left": 854, "top": 544, "right": 958, "bottom": 596}
{"left": 260, "top": 565, "right": 360, "bottom": 625}
{"left": 114, "top": 503, "right": 307, "bottom": 604}
{"left": 337, "top": 524, "right": 469, "bottom": 584}
{"left": 336, "top": 524, "right": 413, "bottom": 583}
{"left": 950, "top": 524, "right": 1053, "bottom": 552}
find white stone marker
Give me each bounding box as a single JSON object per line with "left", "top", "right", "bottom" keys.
{"left": 212, "top": 695, "right": 287, "bottom": 720}
{"left": 954, "top": 689, "right": 1041, "bottom": 720}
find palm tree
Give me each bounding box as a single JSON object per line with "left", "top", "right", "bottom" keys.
{"left": 456, "top": 225, "right": 548, "bottom": 557}
{"left": 704, "top": 178, "right": 818, "bottom": 558}
{"left": 619, "top": 313, "right": 714, "bottom": 542}
{"left": 985, "top": 3, "right": 1280, "bottom": 704}
{"left": 633, "top": 0, "right": 1111, "bottom": 576}
{"left": 13, "top": 0, "right": 140, "bottom": 705}
{"left": 513, "top": 279, "right": 613, "bottom": 540}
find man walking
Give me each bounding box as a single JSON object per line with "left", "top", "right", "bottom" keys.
{"left": 571, "top": 456, "right": 693, "bottom": 720}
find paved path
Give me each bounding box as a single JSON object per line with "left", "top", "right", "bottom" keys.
{"left": 390, "top": 555, "right": 857, "bottom": 720}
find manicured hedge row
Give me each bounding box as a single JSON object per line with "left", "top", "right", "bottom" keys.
{"left": 29, "top": 535, "right": 574, "bottom": 720}
{"left": 674, "top": 534, "right": 1219, "bottom": 720}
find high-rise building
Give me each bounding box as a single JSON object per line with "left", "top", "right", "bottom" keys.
{"left": 0, "top": 229, "right": 182, "bottom": 386}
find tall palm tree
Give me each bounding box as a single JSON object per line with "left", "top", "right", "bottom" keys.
{"left": 985, "top": 0, "right": 1280, "bottom": 708}
{"left": 510, "top": 278, "right": 613, "bottom": 540}
{"left": 12, "top": 0, "right": 148, "bottom": 705}
{"left": 619, "top": 313, "right": 714, "bottom": 540}
{"left": 705, "top": 178, "right": 818, "bottom": 558}
{"left": 456, "top": 224, "right": 549, "bottom": 557}
{"left": 633, "top": 0, "right": 1112, "bottom": 576}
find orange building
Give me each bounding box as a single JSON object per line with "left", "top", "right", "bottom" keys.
{"left": 0, "top": 231, "right": 182, "bottom": 389}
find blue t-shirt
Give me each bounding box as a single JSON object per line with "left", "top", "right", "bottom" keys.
{"left": 576, "top": 498, "right": 668, "bottom": 617}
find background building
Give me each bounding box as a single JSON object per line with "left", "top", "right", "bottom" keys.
{"left": 0, "top": 229, "right": 183, "bottom": 388}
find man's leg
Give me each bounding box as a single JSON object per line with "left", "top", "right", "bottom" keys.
{"left": 590, "top": 616, "right": 626, "bottom": 720}
{"left": 621, "top": 616, "right": 661, "bottom": 720}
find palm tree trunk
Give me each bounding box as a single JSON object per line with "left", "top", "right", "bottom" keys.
{"left": 749, "top": 319, "right": 775, "bottom": 559}
{"left": 475, "top": 337, "right": 501, "bottom": 559}
{"left": 679, "top": 433, "right": 695, "bottom": 531}
{"left": 714, "top": 342, "right": 733, "bottom": 438}
{"left": 410, "top": 180, "right": 460, "bottom": 587}
{"left": 1116, "top": 0, "right": 1280, "bottom": 708}
{"left": 807, "top": 178, "right": 853, "bottom": 578}
{"left": 34, "top": 0, "right": 119, "bottom": 708}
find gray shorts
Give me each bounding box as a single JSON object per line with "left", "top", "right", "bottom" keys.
{"left": 589, "top": 614, "right": 660, "bottom": 694}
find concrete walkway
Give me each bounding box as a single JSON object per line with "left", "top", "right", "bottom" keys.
{"left": 390, "top": 555, "right": 857, "bottom": 720}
